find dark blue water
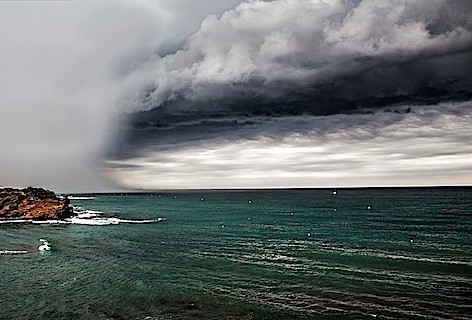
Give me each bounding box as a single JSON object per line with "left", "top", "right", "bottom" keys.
{"left": 1, "top": 188, "right": 471, "bottom": 319}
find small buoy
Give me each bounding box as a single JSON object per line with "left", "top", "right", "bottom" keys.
{"left": 333, "top": 208, "right": 337, "bottom": 212}
{"left": 410, "top": 239, "right": 414, "bottom": 243}
{"left": 248, "top": 217, "right": 251, "bottom": 220}
{"left": 367, "top": 206, "right": 371, "bottom": 210}
{"left": 290, "top": 212, "right": 293, "bottom": 216}
{"left": 248, "top": 200, "right": 252, "bottom": 204}
{"left": 221, "top": 224, "right": 225, "bottom": 228}
{"left": 174, "top": 196, "right": 177, "bottom": 199}
{"left": 307, "top": 233, "right": 311, "bottom": 237}
{"left": 201, "top": 198, "right": 204, "bottom": 201}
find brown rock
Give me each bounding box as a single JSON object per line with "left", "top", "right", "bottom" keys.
{"left": 0, "top": 187, "right": 74, "bottom": 220}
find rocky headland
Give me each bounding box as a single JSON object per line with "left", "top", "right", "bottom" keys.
{"left": 0, "top": 187, "right": 74, "bottom": 220}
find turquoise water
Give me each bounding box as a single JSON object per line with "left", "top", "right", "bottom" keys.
{"left": 1, "top": 188, "right": 471, "bottom": 319}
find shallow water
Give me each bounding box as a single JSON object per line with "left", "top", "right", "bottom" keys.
{"left": 1, "top": 188, "right": 471, "bottom": 319}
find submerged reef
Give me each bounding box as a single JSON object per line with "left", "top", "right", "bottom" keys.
{"left": 0, "top": 187, "right": 74, "bottom": 220}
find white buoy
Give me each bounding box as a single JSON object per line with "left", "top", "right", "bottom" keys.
{"left": 248, "top": 200, "right": 252, "bottom": 204}
{"left": 333, "top": 208, "right": 337, "bottom": 212}
{"left": 307, "top": 233, "right": 311, "bottom": 237}
{"left": 367, "top": 206, "right": 371, "bottom": 210}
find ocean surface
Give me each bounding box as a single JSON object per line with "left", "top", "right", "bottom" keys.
{"left": 1, "top": 188, "right": 471, "bottom": 319}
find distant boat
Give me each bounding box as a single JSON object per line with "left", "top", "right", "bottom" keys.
{"left": 332, "top": 189, "right": 337, "bottom": 195}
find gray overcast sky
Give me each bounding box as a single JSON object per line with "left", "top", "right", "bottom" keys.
{"left": 1, "top": 0, "right": 471, "bottom": 192}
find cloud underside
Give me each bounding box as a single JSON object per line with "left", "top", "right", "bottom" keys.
{"left": 108, "top": 0, "right": 472, "bottom": 189}
{"left": 122, "top": 0, "right": 472, "bottom": 116}
{"left": 107, "top": 102, "right": 472, "bottom": 189}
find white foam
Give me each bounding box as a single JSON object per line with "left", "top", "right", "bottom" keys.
{"left": 38, "top": 239, "right": 51, "bottom": 251}
{"left": 0, "top": 250, "right": 28, "bottom": 255}
{"left": 83, "top": 210, "right": 103, "bottom": 214}
{"left": 76, "top": 212, "right": 100, "bottom": 219}
{"left": 66, "top": 216, "right": 164, "bottom": 225}
{"left": 32, "top": 220, "right": 69, "bottom": 225}
{"left": 0, "top": 219, "right": 33, "bottom": 224}
{"left": 113, "top": 218, "right": 164, "bottom": 224}
{"left": 0, "top": 211, "right": 164, "bottom": 227}
{"left": 66, "top": 217, "right": 114, "bottom": 225}
{"left": 68, "top": 196, "right": 95, "bottom": 200}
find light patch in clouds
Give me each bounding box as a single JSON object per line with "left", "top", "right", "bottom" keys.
{"left": 107, "top": 102, "right": 472, "bottom": 189}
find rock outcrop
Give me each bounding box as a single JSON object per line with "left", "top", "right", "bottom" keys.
{"left": 0, "top": 187, "right": 74, "bottom": 220}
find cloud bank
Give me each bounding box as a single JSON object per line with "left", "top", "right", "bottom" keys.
{"left": 109, "top": 0, "right": 472, "bottom": 189}
{"left": 122, "top": 0, "right": 472, "bottom": 117}
{"left": 109, "top": 102, "right": 472, "bottom": 189}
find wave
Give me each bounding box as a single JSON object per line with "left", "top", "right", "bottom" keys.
{"left": 0, "top": 219, "right": 33, "bottom": 224}
{"left": 32, "top": 220, "right": 70, "bottom": 225}
{"left": 0, "top": 250, "right": 28, "bottom": 255}
{"left": 68, "top": 196, "right": 95, "bottom": 200}
{"left": 0, "top": 214, "right": 164, "bottom": 226}
{"left": 323, "top": 246, "right": 472, "bottom": 267}
{"left": 76, "top": 211, "right": 101, "bottom": 219}
{"left": 65, "top": 215, "right": 165, "bottom": 226}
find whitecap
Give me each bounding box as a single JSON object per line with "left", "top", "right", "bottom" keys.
{"left": 66, "top": 216, "right": 164, "bottom": 225}
{"left": 0, "top": 250, "right": 28, "bottom": 255}
{"left": 66, "top": 217, "right": 115, "bottom": 226}
{"left": 0, "top": 212, "right": 164, "bottom": 227}
{"left": 0, "top": 219, "right": 33, "bottom": 224}
{"left": 113, "top": 218, "right": 164, "bottom": 224}
{"left": 32, "top": 220, "right": 70, "bottom": 225}
{"left": 83, "top": 210, "right": 103, "bottom": 214}
{"left": 76, "top": 212, "right": 100, "bottom": 219}
{"left": 38, "top": 239, "right": 51, "bottom": 251}
{"left": 68, "top": 196, "right": 95, "bottom": 200}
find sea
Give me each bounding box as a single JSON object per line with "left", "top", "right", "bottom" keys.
{"left": 1, "top": 188, "right": 471, "bottom": 320}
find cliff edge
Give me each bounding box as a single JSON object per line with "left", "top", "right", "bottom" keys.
{"left": 0, "top": 187, "right": 74, "bottom": 220}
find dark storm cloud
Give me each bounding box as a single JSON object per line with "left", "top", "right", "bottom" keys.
{"left": 122, "top": 0, "right": 472, "bottom": 121}
{"left": 107, "top": 0, "right": 472, "bottom": 189}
